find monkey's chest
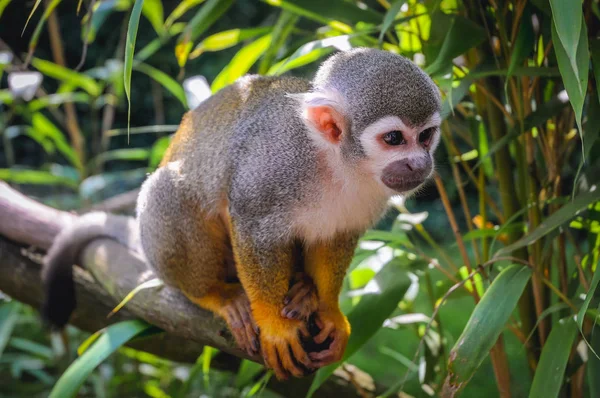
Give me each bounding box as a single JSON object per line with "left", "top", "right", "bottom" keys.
{"left": 292, "top": 182, "right": 389, "bottom": 243}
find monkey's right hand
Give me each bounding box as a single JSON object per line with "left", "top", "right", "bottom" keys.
{"left": 253, "top": 303, "right": 314, "bottom": 380}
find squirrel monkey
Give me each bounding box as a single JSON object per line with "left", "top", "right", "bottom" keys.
{"left": 42, "top": 48, "right": 441, "bottom": 379}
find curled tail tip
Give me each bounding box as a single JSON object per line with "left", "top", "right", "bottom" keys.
{"left": 42, "top": 254, "right": 77, "bottom": 329}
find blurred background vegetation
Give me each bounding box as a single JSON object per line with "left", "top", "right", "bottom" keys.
{"left": 0, "top": 0, "right": 599, "bottom": 397}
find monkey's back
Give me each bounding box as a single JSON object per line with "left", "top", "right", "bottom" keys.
{"left": 159, "top": 75, "right": 314, "bottom": 216}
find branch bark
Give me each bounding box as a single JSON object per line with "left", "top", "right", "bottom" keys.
{"left": 0, "top": 182, "right": 371, "bottom": 398}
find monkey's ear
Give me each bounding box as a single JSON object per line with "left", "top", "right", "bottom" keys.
{"left": 288, "top": 90, "right": 348, "bottom": 146}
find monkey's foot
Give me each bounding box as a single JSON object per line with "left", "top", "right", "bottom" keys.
{"left": 222, "top": 293, "right": 260, "bottom": 357}
{"left": 308, "top": 308, "right": 350, "bottom": 367}
{"left": 254, "top": 304, "right": 314, "bottom": 380}
{"left": 281, "top": 273, "right": 319, "bottom": 320}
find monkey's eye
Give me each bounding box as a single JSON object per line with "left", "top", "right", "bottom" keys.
{"left": 383, "top": 131, "right": 406, "bottom": 146}
{"left": 419, "top": 128, "right": 435, "bottom": 147}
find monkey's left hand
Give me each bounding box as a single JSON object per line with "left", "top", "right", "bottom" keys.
{"left": 281, "top": 273, "right": 319, "bottom": 320}
{"left": 307, "top": 307, "right": 350, "bottom": 367}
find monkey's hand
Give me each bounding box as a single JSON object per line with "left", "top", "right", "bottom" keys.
{"left": 308, "top": 307, "right": 350, "bottom": 367}
{"left": 253, "top": 303, "right": 314, "bottom": 380}
{"left": 221, "top": 291, "right": 260, "bottom": 357}
{"left": 281, "top": 273, "right": 319, "bottom": 320}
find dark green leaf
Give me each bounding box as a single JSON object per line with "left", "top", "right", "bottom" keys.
{"left": 175, "top": 0, "right": 235, "bottom": 67}
{"left": 529, "top": 317, "right": 577, "bottom": 398}
{"left": 507, "top": 7, "right": 534, "bottom": 82}
{"left": 590, "top": 38, "right": 600, "bottom": 104}
{"left": 496, "top": 189, "right": 600, "bottom": 257}
{"left": 443, "top": 265, "right": 532, "bottom": 394}
{"left": 308, "top": 261, "right": 412, "bottom": 396}
{"left": 49, "top": 320, "right": 153, "bottom": 398}
{"left": 0, "top": 0, "right": 12, "bottom": 19}
{"left": 551, "top": 15, "right": 588, "bottom": 136}
{"left": 134, "top": 63, "right": 187, "bottom": 107}
{"left": 425, "top": 14, "right": 486, "bottom": 77}
{"left": 588, "top": 329, "right": 600, "bottom": 397}
{"left": 549, "top": 0, "right": 582, "bottom": 65}
{"left": 27, "top": 0, "right": 62, "bottom": 56}
{"left": 32, "top": 58, "right": 101, "bottom": 96}
{"left": 265, "top": 0, "right": 382, "bottom": 25}
{"left": 124, "top": 0, "right": 145, "bottom": 137}
{"left": 0, "top": 302, "right": 20, "bottom": 358}
{"left": 379, "top": 1, "right": 406, "bottom": 42}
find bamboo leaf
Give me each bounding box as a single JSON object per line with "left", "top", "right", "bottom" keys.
{"left": 89, "top": 148, "right": 150, "bottom": 170}
{"left": 23, "top": 0, "right": 43, "bottom": 34}
{"left": 258, "top": 11, "right": 297, "bottom": 74}
{"left": 175, "top": 0, "right": 235, "bottom": 67}
{"left": 379, "top": 0, "right": 406, "bottom": 42}
{"left": 0, "top": 169, "right": 79, "bottom": 189}
{"left": 529, "top": 317, "right": 577, "bottom": 398}
{"left": 31, "top": 113, "right": 82, "bottom": 170}
{"left": 49, "top": 320, "right": 153, "bottom": 398}
{"left": 0, "top": 302, "right": 20, "bottom": 358}
{"left": 149, "top": 136, "right": 172, "bottom": 168}
{"left": 0, "top": 0, "right": 12, "bottom": 19}
{"left": 507, "top": 7, "right": 534, "bottom": 82}
{"left": 141, "top": 0, "right": 164, "bottom": 34}
{"left": 425, "top": 14, "right": 486, "bottom": 77}
{"left": 588, "top": 330, "right": 600, "bottom": 397}
{"left": 27, "top": 0, "right": 62, "bottom": 58}
{"left": 190, "top": 27, "right": 273, "bottom": 58}
{"left": 496, "top": 188, "right": 600, "bottom": 257}
{"left": 551, "top": 15, "right": 588, "bottom": 137}
{"left": 264, "top": 0, "right": 382, "bottom": 25}
{"left": 442, "top": 264, "right": 532, "bottom": 395}
{"left": 577, "top": 246, "right": 600, "bottom": 356}
{"left": 549, "top": 0, "right": 582, "bottom": 67}
{"left": 165, "top": 0, "right": 205, "bottom": 29}
{"left": 32, "top": 58, "right": 101, "bottom": 97}
{"left": 590, "top": 38, "right": 600, "bottom": 104}
{"left": 307, "top": 261, "right": 412, "bottom": 396}
{"left": 133, "top": 63, "right": 187, "bottom": 107}
{"left": 211, "top": 34, "right": 272, "bottom": 92}
{"left": 124, "top": 0, "right": 145, "bottom": 137}
{"left": 108, "top": 278, "right": 163, "bottom": 318}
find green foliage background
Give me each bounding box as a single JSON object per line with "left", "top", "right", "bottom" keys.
{"left": 0, "top": 0, "right": 599, "bottom": 397}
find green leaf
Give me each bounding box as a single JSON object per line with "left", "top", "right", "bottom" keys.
{"left": 32, "top": 58, "right": 101, "bottom": 97}
{"left": 29, "top": 92, "right": 90, "bottom": 112}
{"left": 149, "top": 135, "right": 172, "bottom": 168}
{"left": 108, "top": 278, "right": 163, "bottom": 318}
{"left": 443, "top": 264, "right": 532, "bottom": 395}
{"left": 90, "top": 148, "right": 150, "bottom": 170}
{"left": 133, "top": 63, "right": 187, "bottom": 107}
{"left": 529, "top": 317, "right": 577, "bottom": 398}
{"left": 165, "top": 0, "right": 205, "bottom": 29}
{"left": 506, "top": 7, "right": 534, "bottom": 82}
{"left": 190, "top": 27, "right": 273, "bottom": 58}
{"left": 124, "top": 0, "right": 145, "bottom": 137}
{"left": 307, "top": 261, "right": 412, "bottom": 396}
{"left": 496, "top": 188, "right": 600, "bottom": 257}
{"left": 211, "top": 34, "right": 272, "bottom": 92}
{"left": 549, "top": 0, "right": 582, "bottom": 67}
{"left": 142, "top": 0, "right": 164, "bottom": 34}
{"left": 588, "top": 329, "right": 600, "bottom": 397}
{"left": 49, "top": 320, "right": 152, "bottom": 398}
{"left": 0, "top": 169, "right": 79, "bottom": 189}
{"left": 0, "top": 0, "right": 12, "bottom": 19}
{"left": 258, "top": 11, "right": 297, "bottom": 74}
{"left": 82, "top": 0, "right": 130, "bottom": 44}
{"left": 476, "top": 93, "right": 570, "bottom": 169}
{"left": 379, "top": 0, "right": 406, "bottom": 42}
{"left": 136, "top": 23, "right": 186, "bottom": 62}
{"left": 265, "top": 0, "right": 382, "bottom": 25}
{"left": 23, "top": 0, "right": 43, "bottom": 34}
{"left": 577, "top": 237, "right": 600, "bottom": 356}
{"left": 425, "top": 14, "right": 486, "bottom": 77}
{"left": 9, "top": 337, "right": 53, "bottom": 360}
{"left": 31, "top": 113, "right": 82, "bottom": 170}
{"left": 266, "top": 36, "right": 351, "bottom": 76}
{"left": 175, "top": 0, "right": 235, "bottom": 67}
{"left": 590, "top": 38, "right": 600, "bottom": 104}
{"left": 27, "top": 0, "right": 62, "bottom": 57}
{"left": 0, "top": 302, "right": 20, "bottom": 358}
{"left": 551, "top": 15, "right": 588, "bottom": 138}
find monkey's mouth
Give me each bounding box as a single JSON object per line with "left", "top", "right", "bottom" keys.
{"left": 381, "top": 176, "right": 424, "bottom": 192}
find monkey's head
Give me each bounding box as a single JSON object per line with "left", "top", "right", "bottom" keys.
{"left": 295, "top": 48, "right": 441, "bottom": 196}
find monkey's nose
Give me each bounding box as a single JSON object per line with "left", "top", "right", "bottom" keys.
{"left": 381, "top": 156, "right": 432, "bottom": 192}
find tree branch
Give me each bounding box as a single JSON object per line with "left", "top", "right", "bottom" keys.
{"left": 0, "top": 182, "right": 372, "bottom": 398}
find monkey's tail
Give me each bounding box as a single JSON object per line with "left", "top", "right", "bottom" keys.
{"left": 42, "top": 212, "right": 139, "bottom": 329}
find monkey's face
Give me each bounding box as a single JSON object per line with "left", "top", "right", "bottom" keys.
{"left": 358, "top": 113, "right": 441, "bottom": 195}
